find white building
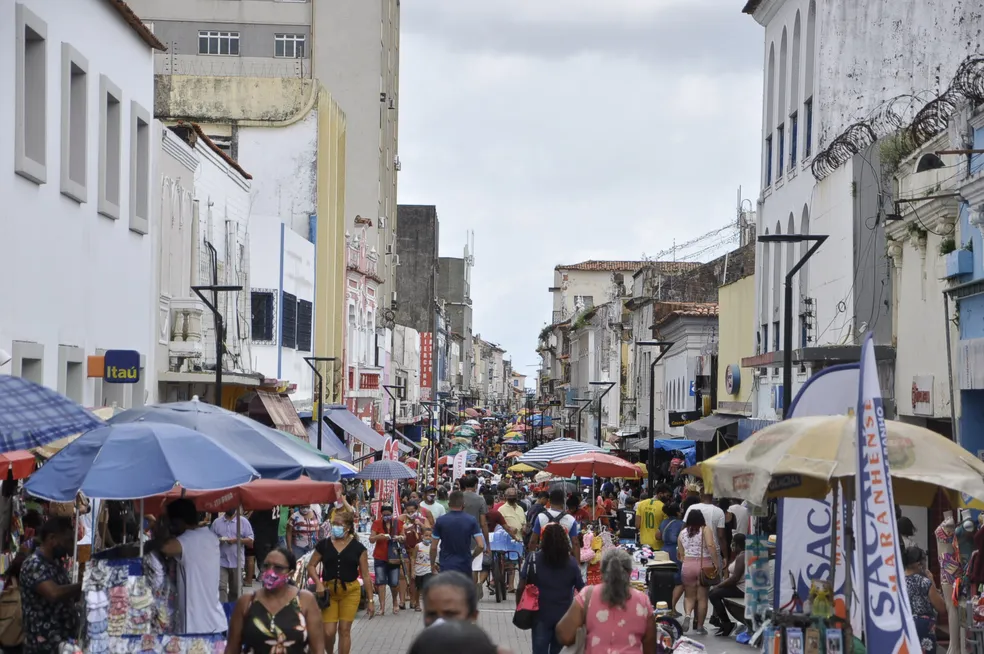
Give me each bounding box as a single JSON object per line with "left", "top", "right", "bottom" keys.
{"left": 391, "top": 323, "right": 422, "bottom": 425}
{"left": 155, "top": 122, "right": 257, "bottom": 404}
{"left": 654, "top": 305, "right": 719, "bottom": 438}
{"left": 0, "top": 0, "right": 163, "bottom": 406}
{"left": 741, "top": 0, "right": 981, "bottom": 420}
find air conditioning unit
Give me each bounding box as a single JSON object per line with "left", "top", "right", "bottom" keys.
{"left": 385, "top": 243, "right": 394, "bottom": 255}
{"left": 393, "top": 255, "right": 401, "bottom": 266}
{"left": 394, "top": 156, "right": 401, "bottom": 171}
{"left": 377, "top": 216, "right": 386, "bottom": 230}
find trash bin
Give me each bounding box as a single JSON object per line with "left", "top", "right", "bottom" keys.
{"left": 646, "top": 561, "right": 679, "bottom": 609}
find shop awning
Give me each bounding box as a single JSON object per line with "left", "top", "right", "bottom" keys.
{"left": 683, "top": 413, "right": 742, "bottom": 442}
{"left": 255, "top": 390, "right": 307, "bottom": 439}
{"left": 324, "top": 405, "right": 387, "bottom": 451}
{"left": 305, "top": 420, "right": 353, "bottom": 462}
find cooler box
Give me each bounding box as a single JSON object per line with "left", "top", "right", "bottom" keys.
{"left": 646, "top": 561, "right": 679, "bottom": 608}
{"left": 489, "top": 528, "right": 524, "bottom": 560}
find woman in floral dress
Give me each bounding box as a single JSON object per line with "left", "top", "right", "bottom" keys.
{"left": 225, "top": 547, "right": 324, "bottom": 654}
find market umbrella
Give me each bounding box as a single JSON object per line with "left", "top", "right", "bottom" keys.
{"left": 464, "top": 408, "right": 481, "bottom": 418}
{"left": 453, "top": 437, "right": 472, "bottom": 445}
{"left": 504, "top": 431, "right": 523, "bottom": 440}
{"left": 505, "top": 451, "right": 523, "bottom": 459}
{"left": 404, "top": 457, "right": 419, "bottom": 470}
{"left": 109, "top": 399, "right": 340, "bottom": 481}
{"left": 24, "top": 423, "right": 259, "bottom": 502}
{"left": 518, "top": 437, "right": 603, "bottom": 465}
{"left": 31, "top": 406, "right": 122, "bottom": 459}
{"left": 541, "top": 426, "right": 556, "bottom": 438}
{"left": 146, "top": 477, "right": 342, "bottom": 513}
{"left": 0, "top": 375, "right": 105, "bottom": 452}
{"left": 505, "top": 439, "right": 528, "bottom": 446}
{"left": 354, "top": 460, "right": 416, "bottom": 480}
{"left": 507, "top": 463, "right": 537, "bottom": 473}
{"left": 688, "top": 415, "right": 984, "bottom": 507}
{"left": 464, "top": 419, "right": 481, "bottom": 427}
{"left": 510, "top": 424, "right": 529, "bottom": 432}
{"left": 0, "top": 451, "right": 37, "bottom": 480}
{"left": 546, "top": 451, "right": 641, "bottom": 511}
{"left": 453, "top": 426, "right": 477, "bottom": 437}
{"left": 331, "top": 460, "right": 359, "bottom": 478}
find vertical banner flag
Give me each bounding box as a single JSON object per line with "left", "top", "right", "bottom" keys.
{"left": 381, "top": 437, "right": 400, "bottom": 514}
{"left": 777, "top": 364, "right": 861, "bottom": 633}
{"left": 452, "top": 450, "right": 467, "bottom": 483}
{"left": 854, "top": 334, "right": 919, "bottom": 652}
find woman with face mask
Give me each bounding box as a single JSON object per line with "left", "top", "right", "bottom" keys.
{"left": 307, "top": 510, "right": 372, "bottom": 654}
{"left": 224, "top": 547, "right": 324, "bottom": 654}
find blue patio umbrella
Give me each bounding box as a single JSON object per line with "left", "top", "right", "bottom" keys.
{"left": 25, "top": 423, "right": 259, "bottom": 502}
{"left": 0, "top": 375, "right": 104, "bottom": 452}
{"left": 109, "top": 399, "right": 340, "bottom": 482}
{"left": 354, "top": 460, "right": 416, "bottom": 481}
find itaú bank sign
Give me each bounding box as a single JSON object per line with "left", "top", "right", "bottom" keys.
{"left": 102, "top": 350, "right": 141, "bottom": 383}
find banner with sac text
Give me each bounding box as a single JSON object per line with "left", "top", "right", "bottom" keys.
{"left": 452, "top": 451, "right": 467, "bottom": 483}
{"left": 776, "top": 364, "right": 861, "bottom": 634}
{"left": 854, "top": 335, "right": 919, "bottom": 653}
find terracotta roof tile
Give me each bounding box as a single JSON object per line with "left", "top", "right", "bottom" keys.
{"left": 556, "top": 260, "right": 646, "bottom": 272}
{"left": 105, "top": 0, "right": 167, "bottom": 51}
{"left": 656, "top": 303, "right": 719, "bottom": 326}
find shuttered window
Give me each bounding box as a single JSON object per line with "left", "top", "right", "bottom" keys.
{"left": 297, "top": 299, "right": 313, "bottom": 352}
{"left": 281, "top": 292, "right": 297, "bottom": 349}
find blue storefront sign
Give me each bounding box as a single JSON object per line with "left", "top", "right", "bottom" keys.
{"left": 104, "top": 350, "right": 140, "bottom": 384}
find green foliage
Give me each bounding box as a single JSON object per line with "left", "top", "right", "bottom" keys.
{"left": 939, "top": 237, "right": 956, "bottom": 256}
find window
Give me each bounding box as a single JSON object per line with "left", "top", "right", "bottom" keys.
{"left": 251, "top": 291, "right": 275, "bottom": 342}
{"left": 789, "top": 112, "right": 798, "bottom": 170}
{"left": 804, "top": 98, "right": 813, "bottom": 158}
{"left": 129, "top": 102, "right": 151, "bottom": 234}
{"left": 15, "top": 3, "right": 47, "bottom": 184}
{"left": 297, "top": 299, "right": 313, "bottom": 352}
{"left": 777, "top": 124, "right": 785, "bottom": 178}
{"left": 11, "top": 341, "right": 44, "bottom": 385}
{"left": 765, "top": 135, "right": 773, "bottom": 186}
{"left": 98, "top": 75, "right": 123, "bottom": 220}
{"left": 60, "top": 44, "right": 88, "bottom": 202}
{"left": 772, "top": 320, "right": 780, "bottom": 351}
{"left": 198, "top": 31, "right": 240, "bottom": 56}
{"left": 274, "top": 34, "right": 305, "bottom": 58}
{"left": 58, "top": 345, "right": 84, "bottom": 404}
{"left": 575, "top": 295, "right": 594, "bottom": 309}
{"left": 281, "top": 292, "right": 297, "bottom": 349}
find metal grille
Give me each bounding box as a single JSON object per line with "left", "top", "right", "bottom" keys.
{"left": 297, "top": 300, "right": 313, "bottom": 352}
{"left": 281, "top": 292, "right": 297, "bottom": 349}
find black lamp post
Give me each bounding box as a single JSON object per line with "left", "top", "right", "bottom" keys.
{"left": 382, "top": 383, "right": 404, "bottom": 440}
{"left": 635, "top": 341, "right": 673, "bottom": 496}
{"left": 589, "top": 381, "right": 616, "bottom": 448}
{"left": 191, "top": 284, "right": 242, "bottom": 407}
{"left": 303, "top": 356, "right": 337, "bottom": 451}
{"left": 573, "top": 397, "right": 592, "bottom": 442}
{"left": 757, "top": 233, "right": 828, "bottom": 417}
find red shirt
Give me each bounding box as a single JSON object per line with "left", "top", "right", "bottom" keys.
{"left": 371, "top": 517, "right": 404, "bottom": 561}
{"left": 492, "top": 501, "right": 505, "bottom": 512}
{"left": 487, "top": 510, "right": 506, "bottom": 531}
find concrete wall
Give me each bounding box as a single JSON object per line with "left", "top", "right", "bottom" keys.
{"left": 395, "top": 205, "right": 438, "bottom": 334}
{"left": 0, "top": 0, "right": 157, "bottom": 406}
{"left": 249, "top": 215, "right": 316, "bottom": 404}
{"left": 155, "top": 75, "right": 318, "bottom": 124}
{"left": 717, "top": 275, "right": 757, "bottom": 414}
{"left": 551, "top": 269, "right": 615, "bottom": 321}
{"left": 125, "top": 0, "right": 312, "bottom": 27}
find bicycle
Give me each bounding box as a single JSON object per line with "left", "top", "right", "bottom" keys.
{"left": 488, "top": 530, "right": 524, "bottom": 603}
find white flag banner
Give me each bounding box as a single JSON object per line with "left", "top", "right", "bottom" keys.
{"left": 452, "top": 451, "right": 467, "bottom": 482}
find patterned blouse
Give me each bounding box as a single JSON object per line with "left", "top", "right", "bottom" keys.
{"left": 240, "top": 592, "right": 308, "bottom": 654}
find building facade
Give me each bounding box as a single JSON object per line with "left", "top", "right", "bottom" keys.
{"left": 1, "top": 0, "right": 164, "bottom": 407}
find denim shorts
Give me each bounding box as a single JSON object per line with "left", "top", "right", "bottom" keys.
{"left": 374, "top": 561, "right": 400, "bottom": 587}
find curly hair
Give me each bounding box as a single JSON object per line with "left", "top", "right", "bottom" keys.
{"left": 599, "top": 549, "right": 633, "bottom": 609}
{"left": 540, "top": 522, "right": 571, "bottom": 566}
{"left": 332, "top": 509, "right": 357, "bottom": 537}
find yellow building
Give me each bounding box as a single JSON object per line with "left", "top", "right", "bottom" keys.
{"left": 716, "top": 274, "right": 756, "bottom": 414}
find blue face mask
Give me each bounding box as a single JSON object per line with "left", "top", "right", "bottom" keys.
{"left": 331, "top": 525, "right": 346, "bottom": 539}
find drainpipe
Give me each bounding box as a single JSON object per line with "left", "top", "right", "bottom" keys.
{"left": 277, "top": 223, "right": 285, "bottom": 378}
{"left": 944, "top": 291, "right": 959, "bottom": 444}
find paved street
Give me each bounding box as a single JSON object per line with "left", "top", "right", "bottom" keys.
{"left": 348, "top": 593, "right": 747, "bottom": 653}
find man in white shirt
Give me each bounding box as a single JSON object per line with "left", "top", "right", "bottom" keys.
{"left": 684, "top": 492, "right": 727, "bottom": 559}
{"left": 727, "top": 500, "right": 750, "bottom": 537}
{"left": 421, "top": 486, "right": 446, "bottom": 521}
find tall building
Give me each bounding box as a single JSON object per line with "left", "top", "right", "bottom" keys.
{"left": 395, "top": 205, "right": 439, "bottom": 400}
{"left": 438, "top": 249, "right": 475, "bottom": 401}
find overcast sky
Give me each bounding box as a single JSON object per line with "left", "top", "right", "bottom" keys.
{"left": 398, "top": 0, "right": 764, "bottom": 380}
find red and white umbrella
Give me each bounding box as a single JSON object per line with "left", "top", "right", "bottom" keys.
{"left": 545, "top": 452, "right": 642, "bottom": 479}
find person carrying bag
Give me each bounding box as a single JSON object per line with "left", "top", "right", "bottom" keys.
{"left": 513, "top": 554, "right": 539, "bottom": 630}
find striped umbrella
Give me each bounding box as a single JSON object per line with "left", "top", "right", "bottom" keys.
{"left": 518, "top": 437, "right": 603, "bottom": 464}
{"left": 331, "top": 459, "right": 358, "bottom": 478}
{"left": 354, "top": 460, "right": 416, "bottom": 480}
{"left": 0, "top": 375, "right": 105, "bottom": 453}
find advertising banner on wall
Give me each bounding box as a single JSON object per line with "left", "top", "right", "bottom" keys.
{"left": 775, "top": 364, "right": 860, "bottom": 634}
{"left": 420, "top": 332, "right": 433, "bottom": 400}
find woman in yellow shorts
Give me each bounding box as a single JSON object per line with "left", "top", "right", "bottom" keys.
{"left": 308, "top": 510, "right": 374, "bottom": 654}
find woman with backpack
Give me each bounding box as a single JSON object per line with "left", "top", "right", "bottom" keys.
{"left": 517, "top": 523, "right": 584, "bottom": 654}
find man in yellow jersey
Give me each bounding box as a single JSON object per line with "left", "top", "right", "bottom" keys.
{"left": 636, "top": 484, "right": 672, "bottom": 549}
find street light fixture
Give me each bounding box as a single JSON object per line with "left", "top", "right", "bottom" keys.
{"left": 636, "top": 340, "right": 674, "bottom": 495}
{"left": 571, "top": 397, "right": 592, "bottom": 442}
{"left": 382, "top": 384, "right": 405, "bottom": 440}
{"left": 191, "top": 284, "right": 242, "bottom": 407}
{"left": 303, "top": 356, "right": 337, "bottom": 452}
{"left": 757, "top": 233, "right": 828, "bottom": 417}
{"left": 589, "top": 381, "right": 616, "bottom": 448}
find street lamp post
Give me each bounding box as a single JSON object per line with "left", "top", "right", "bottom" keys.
{"left": 191, "top": 284, "right": 242, "bottom": 407}
{"left": 636, "top": 341, "right": 674, "bottom": 496}
{"left": 589, "top": 381, "right": 616, "bottom": 448}
{"left": 757, "top": 234, "right": 828, "bottom": 417}
{"left": 303, "top": 356, "right": 337, "bottom": 451}
{"left": 382, "top": 383, "right": 404, "bottom": 440}
{"left": 573, "top": 397, "right": 592, "bottom": 442}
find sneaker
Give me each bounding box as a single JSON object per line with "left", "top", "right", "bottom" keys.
{"left": 681, "top": 615, "right": 691, "bottom": 633}
{"left": 695, "top": 627, "right": 708, "bottom": 636}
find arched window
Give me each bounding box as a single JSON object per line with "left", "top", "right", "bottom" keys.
{"left": 773, "top": 221, "right": 783, "bottom": 350}
{"left": 804, "top": 1, "right": 816, "bottom": 157}
{"left": 790, "top": 12, "right": 801, "bottom": 167}
{"left": 765, "top": 43, "right": 776, "bottom": 186}
{"left": 777, "top": 28, "right": 788, "bottom": 178}
{"left": 799, "top": 206, "right": 812, "bottom": 346}
{"left": 760, "top": 227, "right": 771, "bottom": 353}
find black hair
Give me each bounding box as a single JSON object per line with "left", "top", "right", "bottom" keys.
{"left": 541, "top": 523, "right": 572, "bottom": 566}
{"left": 656, "top": 483, "right": 671, "bottom": 495}
{"left": 903, "top": 546, "right": 925, "bottom": 569}
{"left": 39, "top": 516, "right": 73, "bottom": 542}
{"left": 165, "top": 498, "right": 198, "bottom": 526}
{"left": 422, "top": 571, "right": 479, "bottom": 615}
{"left": 732, "top": 533, "right": 747, "bottom": 551}
{"left": 898, "top": 516, "right": 916, "bottom": 537}
{"left": 537, "top": 491, "right": 549, "bottom": 500}
{"left": 663, "top": 502, "right": 681, "bottom": 519}
{"left": 266, "top": 545, "right": 297, "bottom": 572}
{"left": 681, "top": 496, "right": 699, "bottom": 515}
{"left": 549, "top": 488, "right": 565, "bottom": 507}
{"left": 460, "top": 474, "right": 479, "bottom": 490}
{"left": 566, "top": 496, "right": 579, "bottom": 511}
{"left": 22, "top": 510, "right": 43, "bottom": 530}
{"left": 380, "top": 504, "right": 393, "bottom": 514}
{"left": 685, "top": 507, "right": 706, "bottom": 536}
{"left": 408, "top": 618, "right": 496, "bottom": 654}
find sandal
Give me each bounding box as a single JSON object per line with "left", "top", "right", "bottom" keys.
{"left": 393, "top": 606, "right": 400, "bottom": 615}
{"left": 414, "top": 605, "right": 421, "bottom": 612}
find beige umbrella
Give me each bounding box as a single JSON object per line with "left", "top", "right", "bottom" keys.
{"left": 687, "top": 415, "right": 984, "bottom": 507}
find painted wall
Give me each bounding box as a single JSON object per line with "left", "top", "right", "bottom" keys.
{"left": 717, "top": 276, "right": 756, "bottom": 413}
{"left": 0, "top": 0, "right": 157, "bottom": 406}
{"left": 249, "top": 215, "right": 316, "bottom": 404}
{"left": 551, "top": 269, "right": 619, "bottom": 321}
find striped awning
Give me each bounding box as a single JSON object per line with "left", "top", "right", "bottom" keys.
{"left": 517, "top": 438, "right": 603, "bottom": 464}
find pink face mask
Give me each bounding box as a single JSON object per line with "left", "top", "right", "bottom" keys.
{"left": 260, "top": 568, "right": 289, "bottom": 591}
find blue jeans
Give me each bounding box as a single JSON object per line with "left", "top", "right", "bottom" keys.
{"left": 532, "top": 618, "right": 562, "bottom": 654}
